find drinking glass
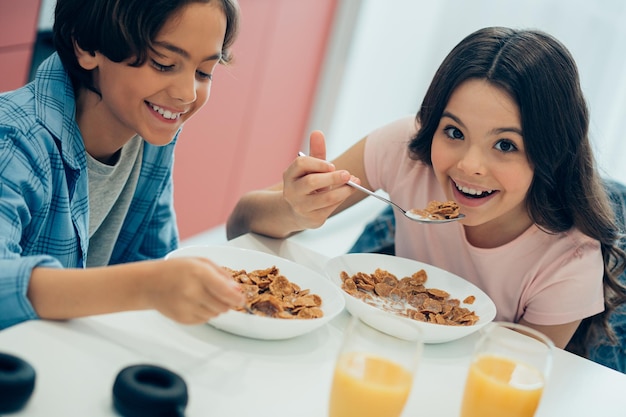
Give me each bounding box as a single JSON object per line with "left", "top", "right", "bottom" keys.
{"left": 460, "top": 322, "right": 554, "bottom": 417}
{"left": 328, "top": 315, "right": 423, "bottom": 417}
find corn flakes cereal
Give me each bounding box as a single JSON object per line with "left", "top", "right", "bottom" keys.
{"left": 224, "top": 266, "right": 323, "bottom": 319}
{"left": 410, "top": 200, "right": 461, "bottom": 220}
{"left": 340, "top": 268, "right": 478, "bottom": 326}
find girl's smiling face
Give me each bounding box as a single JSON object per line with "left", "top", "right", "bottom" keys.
{"left": 76, "top": 1, "right": 227, "bottom": 161}
{"left": 430, "top": 79, "right": 534, "bottom": 246}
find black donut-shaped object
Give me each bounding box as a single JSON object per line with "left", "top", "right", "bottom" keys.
{"left": 0, "top": 352, "right": 36, "bottom": 413}
{"left": 112, "top": 364, "right": 188, "bottom": 417}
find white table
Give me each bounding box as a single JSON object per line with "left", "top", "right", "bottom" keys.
{"left": 1, "top": 233, "right": 625, "bottom": 416}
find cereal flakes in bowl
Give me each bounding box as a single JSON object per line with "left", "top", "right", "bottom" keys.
{"left": 166, "top": 245, "right": 345, "bottom": 340}
{"left": 324, "top": 253, "right": 496, "bottom": 343}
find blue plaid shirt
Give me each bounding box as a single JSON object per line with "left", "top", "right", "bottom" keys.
{"left": 0, "top": 54, "right": 179, "bottom": 329}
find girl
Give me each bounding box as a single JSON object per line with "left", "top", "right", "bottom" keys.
{"left": 0, "top": 0, "right": 245, "bottom": 329}
{"left": 227, "top": 27, "right": 626, "bottom": 350}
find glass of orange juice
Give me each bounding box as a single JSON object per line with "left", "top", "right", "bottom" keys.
{"left": 460, "top": 322, "right": 554, "bottom": 417}
{"left": 328, "top": 315, "right": 423, "bottom": 417}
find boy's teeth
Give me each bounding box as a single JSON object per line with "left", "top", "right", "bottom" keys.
{"left": 151, "top": 104, "right": 180, "bottom": 120}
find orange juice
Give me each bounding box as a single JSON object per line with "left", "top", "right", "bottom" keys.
{"left": 328, "top": 352, "right": 413, "bottom": 417}
{"left": 461, "top": 354, "right": 545, "bottom": 417}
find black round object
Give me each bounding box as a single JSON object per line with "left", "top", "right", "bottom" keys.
{"left": 0, "top": 352, "right": 36, "bottom": 413}
{"left": 112, "top": 364, "right": 188, "bottom": 417}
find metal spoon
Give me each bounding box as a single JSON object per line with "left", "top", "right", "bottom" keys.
{"left": 297, "top": 152, "right": 465, "bottom": 224}
{"left": 345, "top": 180, "right": 465, "bottom": 223}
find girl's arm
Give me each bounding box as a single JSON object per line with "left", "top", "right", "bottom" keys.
{"left": 519, "top": 318, "right": 582, "bottom": 349}
{"left": 226, "top": 132, "right": 370, "bottom": 240}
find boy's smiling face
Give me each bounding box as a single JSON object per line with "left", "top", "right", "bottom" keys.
{"left": 75, "top": 2, "right": 227, "bottom": 162}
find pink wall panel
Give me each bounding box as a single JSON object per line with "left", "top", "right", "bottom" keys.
{"left": 0, "top": 48, "right": 33, "bottom": 92}
{"left": 0, "top": 0, "right": 40, "bottom": 92}
{"left": 230, "top": 0, "right": 338, "bottom": 197}
{"left": 0, "top": 0, "right": 40, "bottom": 49}
{"left": 173, "top": 0, "right": 338, "bottom": 239}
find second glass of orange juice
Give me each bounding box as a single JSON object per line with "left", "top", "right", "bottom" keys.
{"left": 328, "top": 315, "right": 423, "bottom": 417}
{"left": 460, "top": 322, "right": 554, "bottom": 417}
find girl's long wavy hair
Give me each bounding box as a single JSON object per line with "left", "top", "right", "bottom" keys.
{"left": 409, "top": 26, "right": 626, "bottom": 353}
{"left": 53, "top": 0, "right": 240, "bottom": 95}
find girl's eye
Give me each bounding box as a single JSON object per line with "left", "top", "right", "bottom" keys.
{"left": 444, "top": 126, "right": 464, "bottom": 140}
{"left": 196, "top": 70, "right": 213, "bottom": 81}
{"left": 494, "top": 139, "right": 518, "bottom": 153}
{"left": 151, "top": 59, "right": 174, "bottom": 72}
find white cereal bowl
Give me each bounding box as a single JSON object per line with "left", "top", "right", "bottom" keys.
{"left": 324, "top": 253, "right": 496, "bottom": 344}
{"left": 165, "top": 245, "right": 345, "bottom": 340}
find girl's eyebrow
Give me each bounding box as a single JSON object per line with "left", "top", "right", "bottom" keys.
{"left": 154, "top": 41, "right": 222, "bottom": 62}
{"left": 441, "top": 111, "right": 523, "bottom": 136}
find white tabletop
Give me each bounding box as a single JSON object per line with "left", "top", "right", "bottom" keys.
{"left": 1, "top": 233, "right": 625, "bottom": 416}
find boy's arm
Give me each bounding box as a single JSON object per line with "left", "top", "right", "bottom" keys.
{"left": 27, "top": 258, "right": 245, "bottom": 324}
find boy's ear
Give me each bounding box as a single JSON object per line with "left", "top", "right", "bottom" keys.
{"left": 73, "top": 39, "right": 99, "bottom": 70}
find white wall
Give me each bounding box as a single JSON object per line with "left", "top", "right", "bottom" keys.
{"left": 37, "top": 0, "right": 55, "bottom": 30}
{"left": 310, "top": 0, "right": 626, "bottom": 183}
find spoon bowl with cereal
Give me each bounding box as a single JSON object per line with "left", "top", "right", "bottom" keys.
{"left": 345, "top": 180, "right": 465, "bottom": 224}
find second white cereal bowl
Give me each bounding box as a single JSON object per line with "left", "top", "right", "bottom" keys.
{"left": 324, "top": 253, "right": 496, "bottom": 343}
{"left": 165, "top": 245, "right": 345, "bottom": 340}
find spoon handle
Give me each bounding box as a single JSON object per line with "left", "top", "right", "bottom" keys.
{"left": 297, "top": 151, "right": 408, "bottom": 214}
{"left": 346, "top": 181, "right": 407, "bottom": 214}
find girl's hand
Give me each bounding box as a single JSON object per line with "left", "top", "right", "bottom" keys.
{"left": 282, "top": 131, "right": 357, "bottom": 229}
{"left": 145, "top": 257, "right": 245, "bottom": 324}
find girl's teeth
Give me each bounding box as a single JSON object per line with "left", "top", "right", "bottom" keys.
{"left": 456, "top": 184, "right": 493, "bottom": 196}
{"left": 150, "top": 104, "right": 180, "bottom": 120}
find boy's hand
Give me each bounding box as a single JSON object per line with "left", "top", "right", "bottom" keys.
{"left": 147, "top": 257, "right": 245, "bottom": 324}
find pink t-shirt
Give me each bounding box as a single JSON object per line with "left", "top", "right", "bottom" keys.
{"left": 363, "top": 116, "right": 604, "bottom": 325}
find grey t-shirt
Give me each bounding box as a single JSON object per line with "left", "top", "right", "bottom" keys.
{"left": 86, "top": 136, "right": 143, "bottom": 267}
